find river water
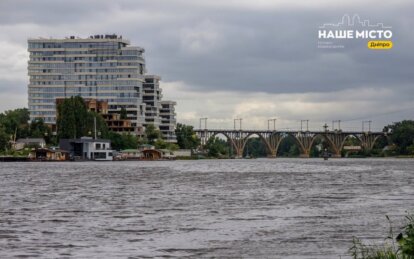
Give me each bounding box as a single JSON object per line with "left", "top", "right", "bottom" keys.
{"left": 0, "top": 158, "right": 413, "bottom": 258}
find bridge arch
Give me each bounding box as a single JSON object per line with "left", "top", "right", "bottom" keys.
{"left": 339, "top": 134, "right": 361, "bottom": 151}
{"left": 207, "top": 132, "right": 237, "bottom": 153}
{"left": 241, "top": 132, "right": 272, "bottom": 156}
{"left": 275, "top": 132, "right": 307, "bottom": 157}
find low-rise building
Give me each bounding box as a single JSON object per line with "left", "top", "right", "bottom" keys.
{"left": 142, "top": 149, "right": 162, "bottom": 160}
{"left": 118, "top": 149, "right": 143, "bottom": 160}
{"left": 59, "top": 137, "right": 114, "bottom": 161}
{"left": 174, "top": 149, "right": 192, "bottom": 157}
{"left": 14, "top": 138, "right": 46, "bottom": 150}
{"left": 29, "top": 148, "right": 69, "bottom": 161}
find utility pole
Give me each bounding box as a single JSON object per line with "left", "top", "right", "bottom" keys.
{"left": 300, "top": 120, "right": 309, "bottom": 131}
{"left": 268, "top": 119, "right": 277, "bottom": 131}
{"left": 332, "top": 120, "right": 341, "bottom": 131}
{"left": 199, "top": 118, "right": 207, "bottom": 130}
{"left": 234, "top": 118, "right": 242, "bottom": 130}
{"left": 362, "top": 120, "right": 372, "bottom": 132}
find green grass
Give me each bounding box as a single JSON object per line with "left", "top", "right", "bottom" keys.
{"left": 350, "top": 214, "right": 414, "bottom": 259}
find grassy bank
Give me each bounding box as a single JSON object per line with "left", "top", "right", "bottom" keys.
{"left": 350, "top": 214, "right": 414, "bottom": 258}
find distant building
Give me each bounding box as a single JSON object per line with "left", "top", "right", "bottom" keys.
{"left": 56, "top": 98, "right": 135, "bottom": 133}
{"left": 28, "top": 34, "right": 177, "bottom": 138}
{"left": 14, "top": 138, "right": 46, "bottom": 150}
{"left": 174, "top": 149, "right": 192, "bottom": 157}
{"left": 59, "top": 137, "right": 113, "bottom": 161}
{"left": 142, "top": 149, "right": 162, "bottom": 160}
{"left": 118, "top": 149, "right": 143, "bottom": 160}
{"left": 29, "top": 148, "right": 69, "bottom": 161}
{"left": 142, "top": 75, "right": 162, "bottom": 129}
{"left": 160, "top": 101, "right": 177, "bottom": 143}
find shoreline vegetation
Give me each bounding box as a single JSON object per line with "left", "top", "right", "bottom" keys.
{"left": 350, "top": 213, "right": 414, "bottom": 259}
{"left": 1, "top": 102, "right": 414, "bottom": 159}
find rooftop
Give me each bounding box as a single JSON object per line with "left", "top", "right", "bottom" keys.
{"left": 28, "top": 34, "right": 130, "bottom": 44}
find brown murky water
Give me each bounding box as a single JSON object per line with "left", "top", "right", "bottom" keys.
{"left": 1, "top": 158, "right": 413, "bottom": 258}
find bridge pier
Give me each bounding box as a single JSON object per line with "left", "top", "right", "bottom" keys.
{"left": 234, "top": 148, "right": 244, "bottom": 159}
{"left": 267, "top": 150, "right": 277, "bottom": 158}
{"left": 331, "top": 153, "right": 342, "bottom": 158}
{"left": 299, "top": 153, "right": 310, "bottom": 158}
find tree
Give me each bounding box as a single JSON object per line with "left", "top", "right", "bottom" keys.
{"left": 145, "top": 124, "right": 161, "bottom": 144}
{"left": 205, "top": 137, "right": 228, "bottom": 158}
{"left": 29, "top": 119, "right": 50, "bottom": 137}
{"left": 154, "top": 138, "right": 179, "bottom": 151}
{"left": 56, "top": 96, "right": 108, "bottom": 139}
{"left": 0, "top": 126, "right": 10, "bottom": 152}
{"left": 243, "top": 137, "right": 267, "bottom": 157}
{"left": 0, "top": 108, "right": 30, "bottom": 140}
{"left": 406, "top": 143, "right": 414, "bottom": 156}
{"left": 385, "top": 120, "right": 414, "bottom": 155}
{"left": 107, "top": 132, "right": 138, "bottom": 151}
{"left": 277, "top": 136, "right": 299, "bottom": 157}
{"left": 85, "top": 111, "right": 109, "bottom": 139}
{"left": 175, "top": 123, "right": 200, "bottom": 149}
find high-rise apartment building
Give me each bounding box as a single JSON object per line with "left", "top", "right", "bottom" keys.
{"left": 160, "top": 101, "right": 177, "bottom": 143}
{"left": 142, "top": 75, "right": 176, "bottom": 142}
{"left": 28, "top": 34, "right": 146, "bottom": 134}
{"left": 28, "top": 34, "right": 176, "bottom": 141}
{"left": 142, "top": 75, "right": 162, "bottom": 129}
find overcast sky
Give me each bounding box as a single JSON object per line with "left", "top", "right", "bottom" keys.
{"left": 0, "top": 0, "right": 413, "bottom": 130}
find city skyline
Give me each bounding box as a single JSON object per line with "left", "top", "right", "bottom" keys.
{"left": 0, "top": 0, "right": 413, "bottom": 131}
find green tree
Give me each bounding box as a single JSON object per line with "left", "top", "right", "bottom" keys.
{"left": 85, "top": 111, "right": 109, "bottom": 138}
{"left": 29, "top": 119, "right": 50, "bottom": 137}
{"left": 56, "top": 96, "right": 108, "bottom": 139}
{"left": 0, "top": 126, "right": 10, "bottom": 152}
{"left": 243, "top": 137, "right": 267, "bottom": 157}
{"left": 154, "top": 138, "right": 179, "bottom": 151}
{"left": 205, "top": 137, "right": 228, "bottom": 158}
{"left": 0, "top": 108, "right": 30, "bottom": 140}
{"left": 385, "top": 120, "right": 414, "bottom": 155}
{"left": 107, "top": 132, "right": 138, "bottom": 151}
{"left": 407, "top": 143, "right": 414, "bottom": 156}
{"left": 277, "top": 136, "right": 299, "bottom": 157}
{"left": 288, "top": 145, "right": 300, "bottom": 157}
{"left": 145, "top": 124, "right": 161, "bottom": 144}
{"left": 175, "top": 123, "right": 200, "bottom": 149}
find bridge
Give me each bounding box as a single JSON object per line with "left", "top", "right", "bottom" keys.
{"left": 194, "top": 129, "right": 388, "bottom": 158}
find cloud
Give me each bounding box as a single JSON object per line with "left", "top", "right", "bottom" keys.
{"left": 0, "top": 0, "right": 413, "bottom": 128}
{"left": 161, "top": 81, "right": 414, "bottom": 131}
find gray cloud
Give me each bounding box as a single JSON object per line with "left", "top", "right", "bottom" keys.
{"left": 0, "top": 0, "right": 413, "bottom": 128}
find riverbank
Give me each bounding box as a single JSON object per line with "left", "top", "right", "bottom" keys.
{"left": 1, "top": 156, "right": 413, "bottom": 162}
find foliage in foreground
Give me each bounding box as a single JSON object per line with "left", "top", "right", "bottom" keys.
{"left": 350, "top": 214, "right": 414, "bottom": 259}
